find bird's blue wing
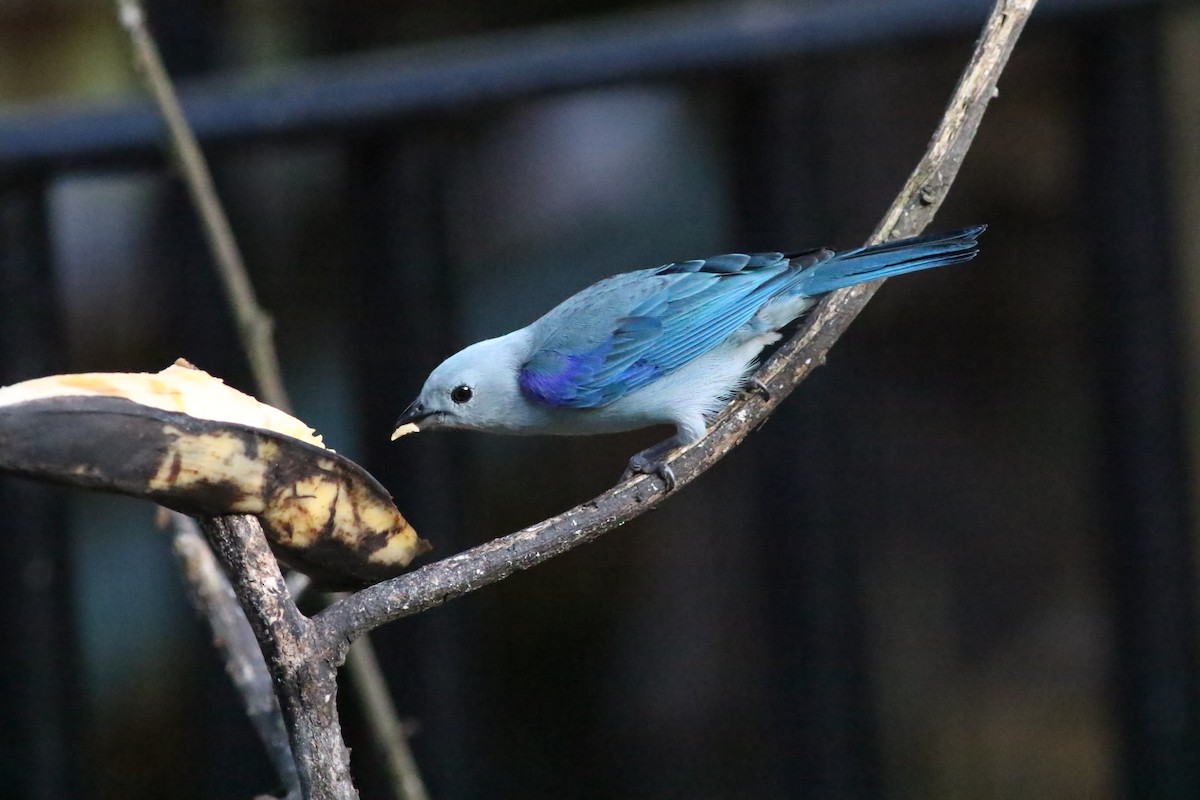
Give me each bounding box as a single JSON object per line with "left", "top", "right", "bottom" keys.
{"left": 518, "top": 315, "right": 662, "bottom": 407}
{"left": 518, "top": 253, "right": 793, "bottom": 408}
{"left": 517, "top": 226, "right": 984, "bottom": 409}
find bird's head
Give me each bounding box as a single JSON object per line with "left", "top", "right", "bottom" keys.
{"left": 392, "top": 333, "right": 531, "bottom": 439}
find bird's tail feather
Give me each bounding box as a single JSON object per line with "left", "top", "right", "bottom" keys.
{"left": 795, "top": 225, "right": 985, "bottom": 296}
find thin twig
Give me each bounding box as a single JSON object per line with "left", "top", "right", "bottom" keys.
{"left": 170, "top": 514, "right": 301, "bottom": 797}
{"left": 344, "top": 639, "right": 432, "bottom": 800}
{"left": 316, "top": 0, "right": 1040, "bottom": 650}
{"left": 116, "top": 0, "right": 287, "bottom": 410}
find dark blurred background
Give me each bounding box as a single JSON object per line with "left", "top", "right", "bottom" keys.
{"left": 2, "top": 0, "right": 1200, "bottom": 798}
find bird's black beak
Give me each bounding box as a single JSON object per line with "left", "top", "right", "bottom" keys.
{"left": 391, "top": 400, "right": 436, "bottom": 440}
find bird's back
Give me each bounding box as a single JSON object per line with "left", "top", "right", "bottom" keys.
{"left": 518, "top": 227, "right": 983, "bottom": 411}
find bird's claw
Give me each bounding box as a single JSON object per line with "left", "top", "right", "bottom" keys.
{"left": 622, "top": 454, "right": 677, "bottom": 492}
{"left": 745, "top": 377, "right": 771, "bottom": 400}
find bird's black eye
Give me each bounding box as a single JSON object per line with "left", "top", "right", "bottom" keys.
{"left": 450, "top": 385, "right": 473, "bottom": 404}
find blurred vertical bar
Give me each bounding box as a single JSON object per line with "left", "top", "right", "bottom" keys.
{"left": 730, "top": 71, "right": 882, "bottom": 798}
{"left": 1084, "top": 9, "right": 1200, "bottom": 799}
{"left": 348, "top": 132, "right": 475, "bottom": 800}
{"left": 0, "top": 178, "right": 81, "bottom": 798}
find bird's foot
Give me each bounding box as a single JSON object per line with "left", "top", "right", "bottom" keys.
{"left": 745, "top": 377, "right": 771, "bottom": 400}
{"left": 622, "top": 446, "right": 678, "bottom": 492}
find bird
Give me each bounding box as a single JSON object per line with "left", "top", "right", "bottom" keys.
{"left": 393, "top": 225, "right": 985, "bottom": 490}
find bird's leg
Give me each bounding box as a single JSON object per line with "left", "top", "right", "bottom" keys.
{"left": 622, "top": 437, "right": 684, "bottom": 491}
{"left": 745, "top": 377, "right": 771, "bottom": 400}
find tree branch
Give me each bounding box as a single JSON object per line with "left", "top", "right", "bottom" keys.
{"left": 201, "top": 516, "right": 358, "bottom": 799}
{"left": 316, "top": 0, "right": 1040, "bottom": 649}
{"left": 170, "top": 515, "right": 302, "bottom": 798}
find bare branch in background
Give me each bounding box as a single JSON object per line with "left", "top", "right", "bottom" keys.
{"left": 116, "top": 0, "right": 287, "bottom": 410}
{"left": 343, "top": 632, "right": 432, "bottom": 800}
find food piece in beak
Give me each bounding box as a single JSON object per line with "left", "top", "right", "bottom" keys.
{"left": 390, "top": 422, "right": 421, "bottom": 441}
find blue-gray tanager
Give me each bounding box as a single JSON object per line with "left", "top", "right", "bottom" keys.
{"left": 394, "top": 225, "right": 984, "bottom": 489}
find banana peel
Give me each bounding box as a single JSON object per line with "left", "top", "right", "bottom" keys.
{"left": 0, "top": 360, "right": 429, "bottom": 587}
